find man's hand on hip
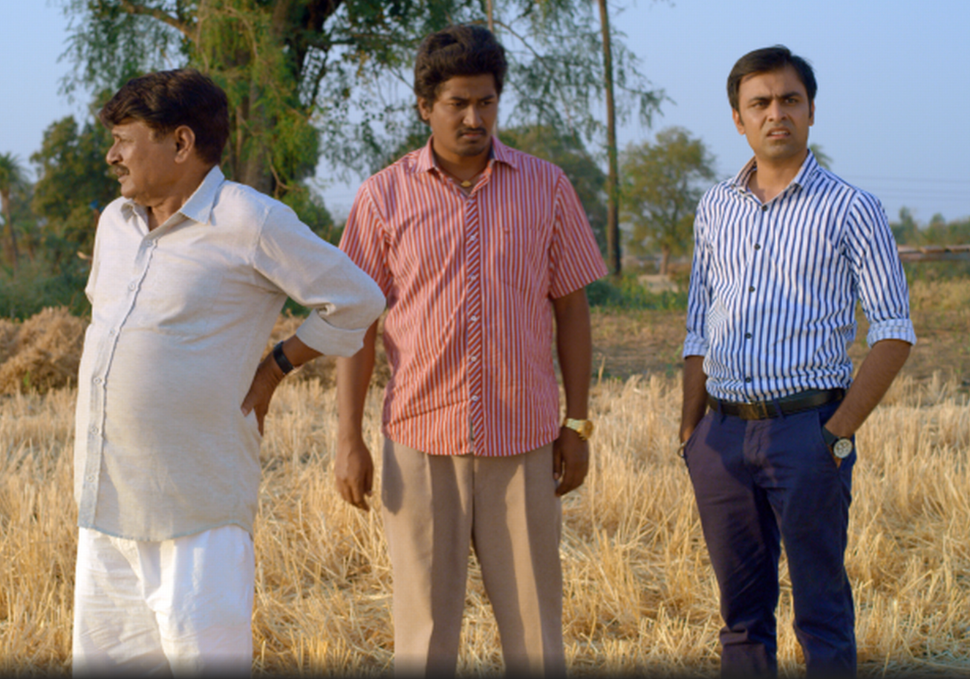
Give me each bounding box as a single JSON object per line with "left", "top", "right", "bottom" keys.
{"left": 334, "top": 436, "right": 375, "bottom": 511}
{"left": 553, "top": 427, "right": 590, "bottom": 496}
{"left": 240, "top": 351, "right": 285, "bottom": 436}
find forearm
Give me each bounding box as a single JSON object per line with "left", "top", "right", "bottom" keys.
{"left": 824, "top": 338, "right": 911, "bottom": 437}
{"left": 679, "top": 355, "right": 708, "bottom": 442}
{"left": 553, "top": 289, "right": 593, "bottom": 419}
{"left": 277, "top": 335, "right": 323, "bottom": 370}
{"left": 336, "top": 322, "right": 379, "bottom": 442}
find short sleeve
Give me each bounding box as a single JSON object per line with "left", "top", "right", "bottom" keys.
{"left": 548, "top": 172, "right": 609, "bottom": 299}
{"left": 339, "top": 182, "right": 393, "bottom": 297}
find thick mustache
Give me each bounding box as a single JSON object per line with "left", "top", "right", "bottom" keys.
{"left": 459, "top": 127, "right": 486, "bottom": 136}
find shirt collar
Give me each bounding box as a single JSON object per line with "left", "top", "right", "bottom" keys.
{"left": 731, "top": 149, "right": 821, "bottom": 195}
{"left": 413, "top": 136, "right": 519, "bottom": 175}
{"left": 120, "top": 165, "right": 225, "bottom": 226}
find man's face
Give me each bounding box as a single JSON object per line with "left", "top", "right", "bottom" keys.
{"left": 732, "top": 65, "right": 814, "bottom": 167}
{"left": 106, "top": 120, "right": 181, "bottom": 206}
{"left": 419, "top": 74, "right": 498, "bottom": 165}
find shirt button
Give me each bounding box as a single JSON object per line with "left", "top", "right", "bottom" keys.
{"left": 745, "top": 377, "right": 753, "bottom": 383}
{"left": 470, "top": 355, "right": 478, "bottom": 362}
{"left": 761, "top": 204, "right": 768, "bottom": 212}
{"left": 128, "top": 282, "right": 137, "bottom": 291}
{"left": 471, "top": 395, "right": 480, "bottom": 402}
{"left": 754, "top": 244, "right": 761, "bottom": 250}
{"left": 470, "top": 315, "right": 479, "bottom": 322}
{"left": 748, "top": 286, "right": 755, "bottom": 293}
{"left": 86, "top": 475, "right": 96, "bottom": 483}
{"left": 93, "top": 377, "right": 103, "bottom": 385}
{"left": 89, "top": 425, "right": 99, "bottom": 435}
{"left": 745, "top": 333, "right": 752, "bottom": 339}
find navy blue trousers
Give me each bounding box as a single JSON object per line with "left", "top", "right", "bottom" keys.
{"left": 684, "top": 400, "right": 857, "bottom": 678}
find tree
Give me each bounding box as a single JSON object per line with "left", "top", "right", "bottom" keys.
{"left": 31, "top": 116, "right": 118, "bottom": 267}
{"left": 58, "top": 0, "right": 661, "bottom": 197}
{"left": 0, "top": 153, "right": 27, "bottom": 271}
{"left": 621, "top": 126, "right": 715, "bottom": 276}
{"left": 596, "top": 0, "right": 620, "bottom": 276}
{"left": 499, "top": 124, "right": 607, "bottom": 253}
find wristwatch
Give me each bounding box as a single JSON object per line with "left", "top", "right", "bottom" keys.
{"left": 272, "top": 341, "right": 295, "bottom": 375}
{"left": 562, "top": 418, "right": 594, "bottom": 441}
{"left": 821, "top": 426, "right": 853, "bottom": 460}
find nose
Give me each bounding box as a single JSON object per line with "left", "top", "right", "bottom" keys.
{"left": 463, "top": 105, "right": 483, "bottom": 129}
{"left": 766, "top": 99, "right": 786, "bottom": 120}
{"left": 106, "top": 142, "right": 120, "bottom": 165}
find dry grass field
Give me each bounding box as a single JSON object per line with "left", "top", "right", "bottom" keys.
{"left": 0, "top": 279, "right": 968, "bottom": 677}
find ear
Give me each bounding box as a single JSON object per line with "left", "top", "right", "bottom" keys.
{"left": 172, "top": 126, "right": 197, "bottom": 162}
{"left": 732, "top": 108, "right": 745, "bottom": 135}
{"left": 808, "top": 100, "right": 815, "bottom": 126}
{"left": 417, "top": 98, "right": 433, "bottom": 122}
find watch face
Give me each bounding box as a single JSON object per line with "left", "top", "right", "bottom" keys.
{"left": 833, "top": 438, "right": 853, "bottom": 459}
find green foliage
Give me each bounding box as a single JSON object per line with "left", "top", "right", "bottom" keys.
{"left": 586, "top": 274, "right": 687, "bottom": 311}
{"left": 0, "top": 153, "right": 31, "bottom": 268}
{"left": 620, "top": 126, "right": 715, "bottom": 274}
{"left": 30, "top": 115, "right": 118, "bottom": 273}
{"left": 498, "top": 125, "right": 608, "bottom": 254}
{"left": 0, "top": 254, "right": 91, "bottom": 320}
{"left": 57, "top": 1, "right": 662, "bottom": 191}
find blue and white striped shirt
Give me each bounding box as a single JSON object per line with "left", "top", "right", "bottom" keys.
{"left": 683, "top": 151, "right": 917, "bottom": 402}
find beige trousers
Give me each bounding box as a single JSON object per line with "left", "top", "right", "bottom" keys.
{"left": 381, "top": 440, "right": 565, "bottom": 677}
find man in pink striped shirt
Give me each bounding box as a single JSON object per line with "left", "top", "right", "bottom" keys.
{"left": 336, "top": 24, "right": 607, "bottom": 676}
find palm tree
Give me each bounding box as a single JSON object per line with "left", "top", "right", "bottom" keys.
{"left": 0, "top": 153, "right": 25, "bottom": 271}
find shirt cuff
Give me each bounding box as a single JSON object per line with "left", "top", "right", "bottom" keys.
{"left": 295, "top": 313, "right": 370, "bottom": 357}
{"left": 682, "top": 333, "right": 708, "bottom": 359}
{"left": 866, "top": 318, "right": 917, "bottom": 348}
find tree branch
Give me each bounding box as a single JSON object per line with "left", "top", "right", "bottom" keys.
{"left": 118, "top": 0, "right": 192, "bottom": 39}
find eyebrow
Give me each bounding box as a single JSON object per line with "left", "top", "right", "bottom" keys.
{"left": 749, "top": 91, "right": 803, "bottom": 104}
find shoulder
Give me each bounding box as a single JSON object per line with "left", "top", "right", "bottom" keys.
{"left": 697, "top": 177, "right": 741, "bottom": 214}
{"left": 213, "top": 179, "right": 280, "bottom": 218}
{"left": 494, "top": 142, "right": 567, "bottom": 185}
{"left": 807, "top": 167, "right": 885, "bottom": 218}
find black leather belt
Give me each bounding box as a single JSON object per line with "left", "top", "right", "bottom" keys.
{"left": 707, "top": 388, "right": 845, "bottom": 420}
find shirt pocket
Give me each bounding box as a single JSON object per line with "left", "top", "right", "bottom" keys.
{"left": 493, "top": 220, "right": 548, "bottom": 295}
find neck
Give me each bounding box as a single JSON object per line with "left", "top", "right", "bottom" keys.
{"left": 144, "top": 165, "right": 212, "bottom": 230}
{"left": 432, "top": 144, "right": 491, "bottom": 183}
{"left": 748, "top": 149, "right": 807, "bottom": 203}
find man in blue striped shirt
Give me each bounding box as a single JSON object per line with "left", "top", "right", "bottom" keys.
{"left": 679, "top": 46, "right": 916, "bottom": 678}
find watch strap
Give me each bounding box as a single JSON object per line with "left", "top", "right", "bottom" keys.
{"left": 272, "top": 341, "right": 295, "bottom": 375}
{"left": 563, "top": 417, "right": 593, "bottom": 440}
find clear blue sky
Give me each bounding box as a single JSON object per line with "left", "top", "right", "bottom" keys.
{"left": 2, "top": 0, "right": 968, "bottom": 224}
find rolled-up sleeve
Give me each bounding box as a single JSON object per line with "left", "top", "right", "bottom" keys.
{"left": 683, "top": 198, "right": 711, "bottom": 358}
{"left": 253, "top": 203, "right": 386, "bottom": 356}
{"left": 843, "top": 192, "right": 917, "bottom": 348}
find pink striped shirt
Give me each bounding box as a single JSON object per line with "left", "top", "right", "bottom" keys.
{"left": 340, "top": 138, "right": 608, "bottom": 456}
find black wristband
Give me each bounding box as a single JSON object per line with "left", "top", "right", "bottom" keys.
{"left": 821, "top": 425, "right": 837, "bottom": 449}
{"left": 272, "top": 341, "right": 295, "bottom": 375}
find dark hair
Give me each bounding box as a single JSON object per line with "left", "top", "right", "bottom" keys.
{"left": 413, "top": 24, "right": 507, "bottom": 110}
{"left": 99, "top": 69, "right": 229, "bottom": 166}
{"left": 727, "top": 45, "right": 817, "bottom": 112}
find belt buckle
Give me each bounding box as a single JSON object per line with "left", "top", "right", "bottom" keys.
{"left": 752, "top": 400, "right": 770, "bottom": 419}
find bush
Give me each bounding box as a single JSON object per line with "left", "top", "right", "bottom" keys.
{"left": 586, "top": 274, "right": 687, "bottom": 311}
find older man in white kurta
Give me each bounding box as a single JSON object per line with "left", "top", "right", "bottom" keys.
{"left": 72, "top": 68, "right": 385, "bottom": 676}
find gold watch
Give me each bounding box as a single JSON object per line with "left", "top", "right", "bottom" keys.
{"left": 562, "top": 417, "right": 594, "bottom": 441}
